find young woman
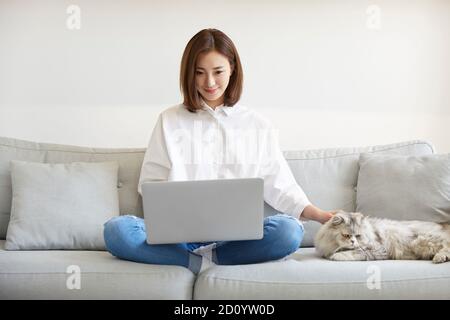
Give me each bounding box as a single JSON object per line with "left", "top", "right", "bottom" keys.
{"left": 104, "top": 29, "right": 336, "bottom": 274}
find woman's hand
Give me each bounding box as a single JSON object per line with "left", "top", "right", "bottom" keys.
{"left": 301, "top": 204, "right": 339, "bottom": 224}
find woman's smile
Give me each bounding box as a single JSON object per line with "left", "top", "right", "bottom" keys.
{"left": 204, "top": 87, "right": 218, "bottom": 94}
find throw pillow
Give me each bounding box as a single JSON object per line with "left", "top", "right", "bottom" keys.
{"left": 5, "top": 160, "right": 120, "bottom": 250}
{"left": 356, "top": 153, "right": 450, "bottom": 222}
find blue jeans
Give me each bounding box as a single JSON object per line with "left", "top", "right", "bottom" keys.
{"left": 103, "top": 214, "right": 303, "bottom": 272}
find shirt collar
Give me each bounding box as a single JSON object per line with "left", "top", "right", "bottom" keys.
{"left": 200, "top": 99, "right": 237, "bottom": 117}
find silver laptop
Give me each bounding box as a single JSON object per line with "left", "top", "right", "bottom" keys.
{"left": 141, "top": 178, "right": 264, "bottom": 244}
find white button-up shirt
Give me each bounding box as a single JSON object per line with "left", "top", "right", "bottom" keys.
{"left": 138, "top": 101, "right": 311, "bottom": 219}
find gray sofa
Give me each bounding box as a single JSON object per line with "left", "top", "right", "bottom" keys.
{"left": 0, "top": 136, "right": 449, "bottom": 299}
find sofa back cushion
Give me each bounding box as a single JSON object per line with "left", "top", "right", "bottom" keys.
{"left": 356, "top": 153, "right": 450, "bottom": 223}
{"left": 0, "top": 137, "right": 434, "bottom": 244}
{"left": 5, "top": 160, "right": 120, "bottom": 250}
{"left": 0, "top": 137, "right": 145, "bottom": 239}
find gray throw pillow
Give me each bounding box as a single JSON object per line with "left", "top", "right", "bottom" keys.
{"left": 5, "top": 161, "right": 120, "bottom": 250}
{"left": 356, "top": 153, "right": 450, "bottom": 222}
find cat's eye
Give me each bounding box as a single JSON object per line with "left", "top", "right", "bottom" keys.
{"left": 355, "top": 235, "right": 361, "bottom": 238}
{"left": 342, "top": 234, "right": 351, "bottom": 239}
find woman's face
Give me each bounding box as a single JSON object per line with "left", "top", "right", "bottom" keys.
{"left": 195, "top": 50, "right": 233, "bottom": 108}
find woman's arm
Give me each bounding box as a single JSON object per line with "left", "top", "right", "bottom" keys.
{"left": 301, "top": 204, "right": 336, "bottom": 224}
{"left": 260, "top": 123, "right": 336, "bottom": 225}
{"left": 137, "top": 114, "right": 172, "bottom": 195}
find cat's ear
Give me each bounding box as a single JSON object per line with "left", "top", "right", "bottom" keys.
{"left": 353, "top": 212, "right": 366, "bottom": 221}
{"left": 331, "top": 215, "right": 344, "bottom": 226}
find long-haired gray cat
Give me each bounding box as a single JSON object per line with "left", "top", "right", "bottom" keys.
{"left": 314, "top": 211, "right": 450, "bottom": 263}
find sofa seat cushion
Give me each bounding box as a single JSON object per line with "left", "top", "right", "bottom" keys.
{"left": 0, "top": 240, "right": 195, "bottom": 299}
{"left": 194, "top": 248, "right": 450, "bottom": 300}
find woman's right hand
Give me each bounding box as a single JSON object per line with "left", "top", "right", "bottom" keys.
{"left": 302, "top": 205, "right": 339, "bottom": 224}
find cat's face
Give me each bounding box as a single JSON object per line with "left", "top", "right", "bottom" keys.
{"left": 327, "top": 211, "right": 366, "bottom": 250}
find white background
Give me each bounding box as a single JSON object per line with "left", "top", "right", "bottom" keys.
{"left": 0, "top": 0, "right": 449, "bottom": 152}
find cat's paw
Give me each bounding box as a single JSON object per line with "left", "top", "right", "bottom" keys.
{"left": 329, "top": 251, "right": 353, "bottom": 261}
{"left": 432, "top": 253, "right": 448, "bottom": 264}
{"left": 329, "top": 249, "right": 368, "bottom": 261}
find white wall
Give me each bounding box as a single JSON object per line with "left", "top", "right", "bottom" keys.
{"left": 1, "top": 0, "right": 449, "bottom": 152}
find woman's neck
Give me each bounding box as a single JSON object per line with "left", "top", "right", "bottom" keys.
{"left": 203, "top": 98, "right": 224, "bottom": 109}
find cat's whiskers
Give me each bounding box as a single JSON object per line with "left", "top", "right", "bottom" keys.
{"left": 356, "top": 245, "right": 370, "bottom": 260}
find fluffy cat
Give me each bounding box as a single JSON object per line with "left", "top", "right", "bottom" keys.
{"left": 314, "top": 211, "right": 450, "bottom": 263}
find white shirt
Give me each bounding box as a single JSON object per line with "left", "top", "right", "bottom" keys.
{"left": 138, "top": 101, "right": 311, "bottom": 219}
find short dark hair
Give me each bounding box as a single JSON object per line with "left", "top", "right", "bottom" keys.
{"left": 180, "top": 29, "right": 243, "bottom": 113}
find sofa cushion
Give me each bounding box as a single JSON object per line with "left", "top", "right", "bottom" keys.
{"left": 356, "top": 153, "right": 450, "bottom": 222}
{"left": 0, "top": 240, "right": 195, "bottom": 299}
{"left": 194, "top": 248, "right": 450, "bottom": 300}
{"left": 5, "top": 161, "right": 120, "bottom": 250}
{"left": 0, "top": 136, "right": 146, "bottom": 239}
